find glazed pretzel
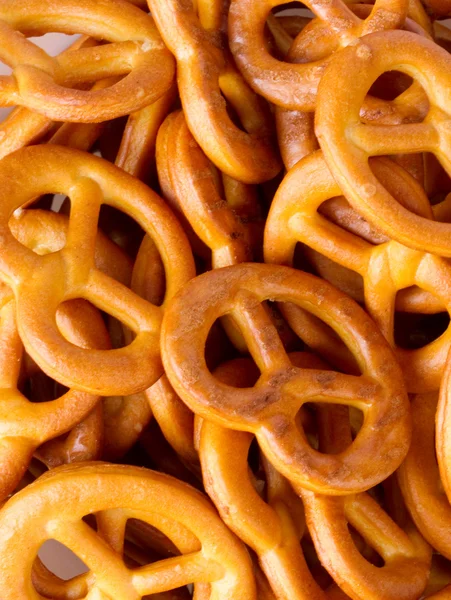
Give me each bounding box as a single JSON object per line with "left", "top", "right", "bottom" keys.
{"left": 0, "top": 36, "right": 98, "bottom": 160}
{"left": 0, "top": 145, "right": 195, "bottom": 397}
{"left": 315, "top": 30, "right": 451, "bottom": 255}
{"left": 229, "top": 0, "right": 410, "bottom": 111}
{"left": 264, "top": 151, "right": 451, "bottom": 392}
{"left": 398, "top": 392, "right": 451, "bottom": 559}
{"left": 437, "top": 348, "right": 451, "bottom": 505}
{"left": 0, "top": 0, "right": 175, "bottom": 122}
{"left": 162, "top": 263, "right": 410, "bottom": 494}
{"left": 302, "top": 192, "right": 450, "bottom": 315}
{"left": 149, "top": 0, "right": 281, "bottom": 184}
{"left": 0, "top": 298, "right": 108, "bottom": 502}
{"left": 0, "top": 205, "right": 136, "bottom": 497}
{"left": 157, "top": 110, "right": 257, "bottom": 268}
{"left": 35, "top": 403, "right": 103, "bottom": 469}
{"left": 273, "top": 7, "right": 429, "bottom": 170}
{"left": 129, "top": 232, "right": 199, "bottom": 469}
{"left": 298, "top": 403, "right": 431, "bottom": 600}
{"left": 0, "top": 463, "right": 256, "bottom": 599}
{"left": 157, "top": 108, "right": 263, "bottom": 351}
{"left": 200, "top": 352, "right": 351, "bottom": 600}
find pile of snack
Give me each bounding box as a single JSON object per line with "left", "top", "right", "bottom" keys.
{"left": 1, "top": 0, "right": 451, "bottom": 597}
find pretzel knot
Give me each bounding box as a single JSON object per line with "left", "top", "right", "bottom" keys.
{"left": 149, "top": 0, "right": 281, "bottom": 184}
{"left": 229, "top": 0, "right": 409, "bottom": 111}
{"left": 0, "top": 0, "right": 175, "bottom": 122}
{"left": 0, "top": 463, "right": 256, "bottom": 599}
{"left": 162, "top": 263, "right": 411, "bottom": 495}
{"left": 0, "top": 145, "right": 195, "bottom": 397}
{"left": 316, "top": 30, "right": 451, "bottom": 255}
{"left": 265, "top": 151, "right": 451, "bottom": 393}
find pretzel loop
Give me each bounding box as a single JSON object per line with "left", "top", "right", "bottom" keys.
{"left": 162, "top": 263, "right": 410, "bottom": 494}
{"left": 0, "top": 0, "right": 175, "bottom": 122}
{"left": 316, "top": 30, "right": 451, "bottom": 255}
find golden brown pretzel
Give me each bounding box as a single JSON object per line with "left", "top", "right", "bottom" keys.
{"left": 229, "top": 0, "right": 410, "bottom": 111}
{"left": 0, "top": 204, "right": 135, "bottom": 497}
{"left": 298, "top": 404, "right": 431, "bottom": 600}
{"left": 200, "top": 352, "right": 351, "bottom": 599}
{"left": 149, "top": 0, "right": 281, "bottom": 184}
{"left": 157, "top": 110, "right": 256, "bottom": 268}
{"left": 0, "top": 36, "right": 98, "bottom": 160}
{"left": 162, "top": 263, "right": 410, "bottom": 494}
{"left": 437, "top": 348, "right": 451, "bottom": 506}
{"left": 0, "top": 297, "right": 108, "bottom": 501}
{"left": 398, "top": 391, "right": 451, "bottom": 558}
{"left": 273, "top": 6, "right": 430, "bottom": 170}
{"left": 0, "top": 0, "right": 174, "bottom": 122}
{"left": 0, "top": 462, "right": 256, "bottom": 599}
{"left": 0, "top": 145, "right": 195, "bottom": 397}
{"left": 315, "top": 30, "right": 451, "bottom": 255}
{"left": 264, "top": 151, "right": 451, "bottom": 392}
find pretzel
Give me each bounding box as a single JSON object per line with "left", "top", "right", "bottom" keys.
{"left": 35, "top": 403, "right": 103, "bottom": 469}
{"left": 149, "top": 0, "right": 281, "bottom": 184}
{"left": 265, "top": 151, "right": 451, "bottom": 392}
{"left": 306, "top": 192, "right": 451, "bottom": 315}
{"left": 0, "top": 36, "right": 97, "bottom": 161}
{"left": 298, "top": 404, "right": 432, "bottom": 600}
{"left": 145, "top": 375, "right": 197, "bottom": 469}
{"left": 201, "top": 352, "right": 352, "bottom": 600}
{"left": 0, "top": 462, "right": 256, "bottom": 599}
{"left": 0, "top": 297, "right": 109, "bottom": 502}
{"left": 0, "top": 0, "right": 175, "bottom": 122}
{"left": 0, "top": 145, "right": 195, "bottom": 397}
{"left": 273, "top": 7, "right": 429, "bottom": 170}
{"left": 157, "top": 109, "right": 261, "bottom": 267}
{"left": 437, "top": 348, "right": 451, "bottom": 505}
{"left": 33, "top": 494, "right": 197, "bottom": 599}
{"left": 315, "top": 30, "right": 451, "bottom": 255}
{"left": 162, "top": 263, "right": 410, "bottom": 494}
{"left": 0, "top": 202, "right": 141, "bottom": 495}
{"left": 422, "top": 0, "right": 451, "bottom": 17}
{"left": 229, "top": 0, "right": 411, "bottom": 111}
{"left": 398, "top": 391, "right": 451, "bottom": 558}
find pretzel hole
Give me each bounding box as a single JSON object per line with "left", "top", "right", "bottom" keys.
{"left": 394, "top": 309, "right": 450, "bottom": 349}
{"left": 124, "top": 518, "right": 184, "bottom": 562}
{"left": 348, "top": 524, "right": 385, "bottom": 567}
{"left": 37, "top": 539, "right": 89, "bottom": 581}
{"left": 19, "top": 364, "right": 68, "bottom": 403}
{"left": 299, "top": 404, "right": 364, "bottom": 452}
{"left": 98, "top": 204, "right": 145, "bottom": 262}
{"left": 8, "top": 206, "right": 70, "bottom": 256}
{"left": 123, "top": 519, "right": 194, "bottom": 596}
{"left": 206, "top": 318, "right": 249, "bottom": 369}
{"left": 271, "top": 3, "right": 312, "bottom": 18}
{"left": 369, "top": 71, "right": 413, "bottom": 101}
{"left": 300, "top": 537, "right": 334, "bottom": 589}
